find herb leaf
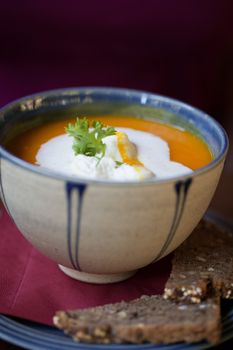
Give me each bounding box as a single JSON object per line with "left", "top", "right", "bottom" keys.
{"left": 66, "top": 118, "right": 116, "bottom": 158}
{"left": 115, "top": 161, "right": 123, "bottom": 167}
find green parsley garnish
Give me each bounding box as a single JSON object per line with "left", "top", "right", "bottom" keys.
{"left": 66, "top": 118, "right": 116, "bottom": 159}
{"left": 115, "top": 161, "right": 123, "bottom": 167}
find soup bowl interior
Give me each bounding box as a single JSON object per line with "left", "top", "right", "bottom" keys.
{"left": 0, "top": 88, "right": 228, "bottom": 283}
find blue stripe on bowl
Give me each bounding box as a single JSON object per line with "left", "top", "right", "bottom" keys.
{"left": 66, "top": 182, "right": 87, "bottom": 271}
{"left": 153, "top": 178, "right": 192, "bottom": 263}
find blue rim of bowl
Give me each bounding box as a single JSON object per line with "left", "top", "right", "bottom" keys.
{"left": 0, "top": 87, "right": 229, "bottom": 186}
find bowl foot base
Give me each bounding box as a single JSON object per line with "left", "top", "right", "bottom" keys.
{"left": 58, "top": 265, "right": 136, "bottom": 284}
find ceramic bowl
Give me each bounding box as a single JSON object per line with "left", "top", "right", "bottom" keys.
{"left": 0, "top": 88, "right": 228, "bottom": 283}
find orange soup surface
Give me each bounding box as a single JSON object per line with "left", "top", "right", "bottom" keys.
{"left": 7, "top": 116, "right": 212, "bottom": 170}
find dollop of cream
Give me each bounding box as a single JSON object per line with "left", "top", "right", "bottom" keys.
{"left": 36, "top": 127, "right": 192, "bottom": 181}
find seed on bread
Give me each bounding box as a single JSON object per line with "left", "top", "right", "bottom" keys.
{"left": 54, "top": 294, "right": 221, "bottom": 344}
{"left": 164, "top": 220, "right": 233, "bottom": 303}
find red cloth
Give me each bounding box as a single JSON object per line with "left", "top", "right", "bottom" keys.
{"left": 0, "top": 203, "right": 171, "bottom": 326}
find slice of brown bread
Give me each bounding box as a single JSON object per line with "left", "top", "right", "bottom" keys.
{"left": 53, "top": 294, "right": 220, "bottom": 344}
{"left": 164, "top": 220, "right": 233, "bottom": 303}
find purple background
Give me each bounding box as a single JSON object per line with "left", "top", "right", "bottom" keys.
{"left": 1, "top": 0, "right": 233, "bottom": 127}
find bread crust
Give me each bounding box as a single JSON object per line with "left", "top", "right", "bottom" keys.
{"left": 164, "top": 220, "right": 233, "bottom": 303}
{"left": 53, "top": 295, "right": 220, "bottom": 344}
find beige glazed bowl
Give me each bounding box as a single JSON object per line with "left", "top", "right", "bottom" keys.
{"left": 0, "top": 88, "right": 228, "bottom": 283}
